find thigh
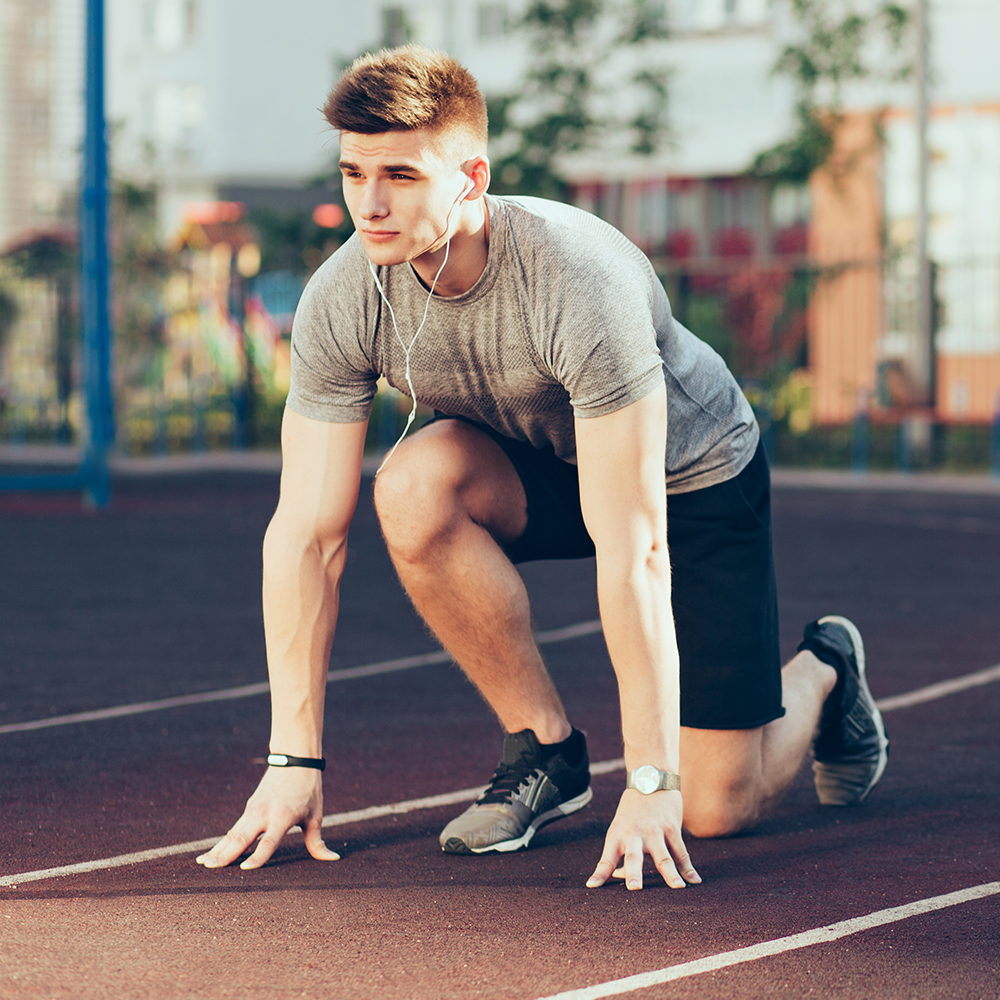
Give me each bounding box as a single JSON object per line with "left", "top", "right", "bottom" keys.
{"left": 423, "top": 416, "right": 595, "bottom": 564}
{"left": 379, "top": 417, "right": 528, "bottom": 547}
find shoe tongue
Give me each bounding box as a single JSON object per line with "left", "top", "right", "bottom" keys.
{"left": 501, "top": 729, "right": 540, "bottom": 765}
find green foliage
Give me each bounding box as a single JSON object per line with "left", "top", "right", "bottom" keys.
{"left": 751, "top": 0, "right": 913, "bottom": 183}
{"left": 112, "top": 180, "right": 177, "bottom": 389}
{"left": 0, "top": 283, "right": 18, "bottom": 355}
{"left": 249, "top": 200, "right": 352, "bottom": 276}
{"left": 489, "top": 0, "right": 672, "bottom": 199}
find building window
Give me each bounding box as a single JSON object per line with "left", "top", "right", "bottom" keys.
{"left": 144, "top": 0, "right": 195, "bottom": 50}
{"left": 153, "top": 82, "right": 205, "bottom": 146}
{"left": 477, "top": 2, "right": 509, "bottom": 40}
{"left": 382, "top": 7, "right": 412, "bottom": 47}
{"left": 184, "top": 0, "right": 197, "bottom": 39}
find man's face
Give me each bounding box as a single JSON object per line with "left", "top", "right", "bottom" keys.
{"left": 339, "top": 129, "right": 470, "bottom": 267}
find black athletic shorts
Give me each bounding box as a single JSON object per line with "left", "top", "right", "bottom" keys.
{"left": 435, "top": 417, "right": 784, "bottom": 731}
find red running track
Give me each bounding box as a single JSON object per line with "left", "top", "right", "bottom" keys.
{"left": 1, "top": 468, "right": 998, "bottom": 999}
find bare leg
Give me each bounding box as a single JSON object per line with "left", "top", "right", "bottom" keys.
{"left": 680, "top": 649, "right": 837, "bottom": 838}
{"left": 373, "top": 420, "right": 571, "bottom": 744}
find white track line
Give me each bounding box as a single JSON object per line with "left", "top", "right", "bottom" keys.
{"left": 1, "top": 649, "right": 998, "bottom": 889}
{"left": 530, "top": 882, "right": 1000, "bottom": 1000}
{"left": 0, "top": 619, "right": 604, "bottom": 736}
{"left": 3, "top": 616, "right": 997, "bottom": 738}
{"left": 0, "top": 758, "right": 626, "bottom": 889}
{"left": 875, "top": 662, "right": 1000, "bottom": 711}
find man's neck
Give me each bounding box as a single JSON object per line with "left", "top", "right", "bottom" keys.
{"left": 410, "top": 198, "right": 490, "bottom": 297}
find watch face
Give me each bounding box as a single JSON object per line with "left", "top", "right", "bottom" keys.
{"left": 633, "top": 765, "right": 660, "bottom": 794}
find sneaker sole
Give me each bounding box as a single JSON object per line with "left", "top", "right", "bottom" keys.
{"left": 442, "top": 786, "right": 593, "bottom": 855}
{"left": 815, "top": 615, "right": 889, "bottom": 804}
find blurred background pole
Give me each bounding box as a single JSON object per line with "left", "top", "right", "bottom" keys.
{"left": 81, "top": 0, "right": 113, "bottom": 507}
{"left": 914, "top": 0, "right": 932, "bottom": 406}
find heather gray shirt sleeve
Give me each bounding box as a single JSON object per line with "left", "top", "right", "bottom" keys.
{"left": 287, "top": 236, "right": 380, "bottom": 423}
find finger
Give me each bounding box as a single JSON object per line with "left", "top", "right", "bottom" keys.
{"left": 586, "top": 855, "right": 622, "bottom": 889}
{"left": 653, "top": 853, "right": 687, "bottom": 890}
{"left": 196, "top": 829, "right": 256, "bottom": 869}
{"left": 623, "top": 843, "right": 644, "bottom": 891}
{"left": 666, "top": 833, "right": 702, "bottom": 885}
{"left": 240, "top": 830, "right": 281, "bottom": 870}
{"left": 304, "top": 820, "right": 341, "bottom": 862}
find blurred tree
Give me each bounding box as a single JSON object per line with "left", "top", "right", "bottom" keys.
{"left": 0, "top": 284, "right": 17, "bottom": 356}
{"left": 249, "top": 199, "right": 353, "bottom": 278}
{"left": 488, "top": 0, "right": 672, "bottom": 200}
{"left": 752, "top": 0, "right": 913, "bottom": 183}
{"left": 3, "top": 231, "right": 78, "bottom": 440}
{"left": 112, "top": 181, "right": 176, "bottom": 391}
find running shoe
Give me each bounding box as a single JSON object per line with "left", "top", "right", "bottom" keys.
{"left": 440, "top": 728, "right": 592, "bottom": 854}
{"left": 799, "top": 615, "right": 889, "bottom": 806}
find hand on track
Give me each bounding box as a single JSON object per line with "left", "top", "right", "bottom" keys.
{"left": 196, "top": 766, "right": 340, "bottom": 870}
{"left": 586, "top": 789, "right": 701, "bottom": 890}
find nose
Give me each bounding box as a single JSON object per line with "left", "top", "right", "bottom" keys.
{"left": 358, "top": 180, "right": 387, "bottom": 221}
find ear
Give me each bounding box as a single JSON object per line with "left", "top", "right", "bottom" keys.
{"left": 460, "top": 154, "right": 491, "bottom": 200}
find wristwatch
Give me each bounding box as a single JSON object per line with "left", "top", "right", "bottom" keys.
{"left": 626, "top": 765, "right": 681, "bottom": 794}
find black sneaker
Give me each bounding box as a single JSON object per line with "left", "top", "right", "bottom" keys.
{"left": 440, "top": 728, "right": 592, "bottom": 854}
{"left": 799, "top": 615, "right": 889, "bottom": 806}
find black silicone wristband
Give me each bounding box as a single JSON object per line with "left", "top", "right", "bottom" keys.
{"left": 266, "top": 753, "right": 326, "bottom": 771}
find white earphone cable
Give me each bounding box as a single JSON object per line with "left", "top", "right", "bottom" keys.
{"left": 367, "top": 178, "right": 474, "bottom": 474}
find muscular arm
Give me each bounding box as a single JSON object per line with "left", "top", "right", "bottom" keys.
{"left": 574, "top": 383, "right": 700, "bottom": 890}
{"left": 197, "top": 407, "right": 368, "bottom": 870}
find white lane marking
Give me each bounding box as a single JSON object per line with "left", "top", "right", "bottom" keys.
{"left": 0, "top": 647, "right": 996, "bottom": 888}
{"left": 0, "top": 758, "right": 625, "bottom": 888}
{"left": 531, "top": 882, "right": 1000, "bottom": 1000}
{"left": 0, "top": 619, "right": 604, "bottom": 736}
{"left": 875, "top": 662, "right": 1000, "bottom": 711}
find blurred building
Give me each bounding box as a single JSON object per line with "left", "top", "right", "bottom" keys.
{"left": 105, "top": 0, "right": 532, "bottom": 237}
{"left": 2, "top": 0, "right": 999, "bottom": 448}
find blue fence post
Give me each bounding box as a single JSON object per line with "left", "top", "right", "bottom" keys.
{"left": 80, "top": 0, "right": 113, "bottom": 508}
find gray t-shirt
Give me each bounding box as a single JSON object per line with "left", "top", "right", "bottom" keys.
{"left": 288, "top": 194, "right": 758, "bottom": 493}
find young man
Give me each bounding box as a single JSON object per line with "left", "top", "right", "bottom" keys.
{"left": 196, "top": 45, "right": 888, "bottom": 889}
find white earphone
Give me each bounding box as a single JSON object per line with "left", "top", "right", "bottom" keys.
{"left": 368, "top": 174, "right": 477, "bottom": 473}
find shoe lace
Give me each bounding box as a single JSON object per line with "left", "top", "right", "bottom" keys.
{"left": 479, "top": 760, "right": 542, "bottom": 805}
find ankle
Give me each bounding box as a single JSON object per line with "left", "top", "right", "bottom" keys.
{"left": 531, "top": 718, "right": 572, "bottom": 745}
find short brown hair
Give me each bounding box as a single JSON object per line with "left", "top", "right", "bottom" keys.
{"left": 323, "top": 45, "right": 488, "bottom": 152}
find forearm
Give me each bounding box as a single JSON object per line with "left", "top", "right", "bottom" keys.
{"left": 597, "top": 544, "right": 680, "bottom": 773}
{"left": 262, "top": 516, "right": 347, "bottom": 757}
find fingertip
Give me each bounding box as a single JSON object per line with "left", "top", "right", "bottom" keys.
{"left": 686, "top": 870, "right": 703, "bottom": 884}
{"left": 627, "top": 879, "right": 642, "bottom": 891}
{"left": 585, "top": 876, "right": 603, "bottom": 889}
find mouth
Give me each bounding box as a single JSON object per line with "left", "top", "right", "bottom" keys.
{"left": 361, "top": 229, "right": 399, "bottom": 243}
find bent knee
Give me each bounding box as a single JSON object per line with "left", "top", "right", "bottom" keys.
{"left": 373, "top": 427, "right": 475, "bottom": 556}
{"left": 683, "top": 795, "right": 760, "bottom": 839}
